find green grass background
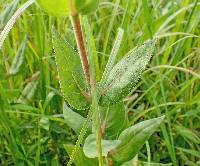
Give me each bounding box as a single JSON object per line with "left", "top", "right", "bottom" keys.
{"left": 0, "top": 0, "right": 200, "bottom": 165}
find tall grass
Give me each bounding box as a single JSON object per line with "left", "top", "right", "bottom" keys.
{"left": 0, "top": 0, "right": 200, "bottom": 165}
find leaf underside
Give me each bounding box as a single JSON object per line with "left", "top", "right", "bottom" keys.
{"left": 100, "top": 39, "right": 156, "bottom": 106}
{"left": 53, "top": 31, "right": 89, "bottom": 110}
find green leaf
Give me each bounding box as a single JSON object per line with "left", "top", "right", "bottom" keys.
{"left": 36, "top": 0, "right": 69, "bottom": 16}
{"left": 123, "top": 159, "right": 172, "bottom": 166}
{"left": 63, "top": 103, "right": 91, "bottom": 134}
{"left": 53, "top": 31, "right": 90, "bottom": 110}
{"left": 176, "top": 147, "right": 200, "bottom": 158}
{"left": 64, "top": 144, "right": 98, "bottom": 166}
{"left": 111, "top": 116, "right": 164, "bottom": 163}
{"left": 9, "top": 38, "right": 26, "bottom": 75}
{"left": 51, "top": 155, "right": 59, "bottom": 166}
{"left": 74, "top": 0, "right": 99, "bottom": 15}
{"left": 0, "top": 0, "right": 20, "bottom": 27}
{"left": 83, "top": 134, "right": 121, "bottom": 158}
{"left": 100, "top": 28, "right": 124, "bottom": 87}
{"left": 100, "top": 101, "right": 128, "bottom": 139}
{"left": 39, "top": 117, "right": 50, "bottom": 131}
{"left": 175, "top": 125, "right": 200, "bottom": 144}
{"left": 36, "top": 0, "right": 98, "bottom": 16}
{"left": 100, "top": 39, "right": 156, "bottom": 106}
{"left": 17, "top": 71, "right": 40, "bottom": 104}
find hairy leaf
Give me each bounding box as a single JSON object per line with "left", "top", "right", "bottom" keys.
{"left": 83, "top": 134, "right": 121, "bottom": 158}
{"left": 100, "top": 39, "right": 156, "bottom": 105}
{"left": 64, "top": 144, "right": 98, "bottom": 166}
{"left": 101, "top": 28, "right": 124, "bottom": 87}
{"left": 111, "top": 116, "right": 164, "bottom": 163}
{"left": 53, "top": 31, "right": 89, "bottom": 110}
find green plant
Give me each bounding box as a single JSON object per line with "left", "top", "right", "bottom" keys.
{"left": 0, "top": 0, "right": 166, "bottom": 165}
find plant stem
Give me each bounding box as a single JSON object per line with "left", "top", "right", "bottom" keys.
{"left": 70, "top": 15, "right": 90, "bottom": 84}
{"left": 69, "top": 2, "right": 103, "bottom": 165}
{"left": 95, "top": 95, "right": 103, "bottom": 166}
{"left": 90, "top": 81, "right": 103, "bottom": 166}
{"left": 84, "top": 17, "right": 104, "bottom": 166}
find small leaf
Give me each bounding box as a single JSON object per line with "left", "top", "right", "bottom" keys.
{"left": 17, "top": 71, "right": 40, "bottom": 104}
{"left": 9, "top": 38, "right": 26, "bottom": 75}
{"left": 100, "top": 39, "right": 156, "bottom": 106}
{"left": 39, "top": 117, "right": 50, "bottom": 131}
{"left": 83, "top": 134, "right": 121, "bottom": 158}
{"left": 53, "top": 31, "right": 89, "bottom": 110}
{"left": 100, "top": 28, "right": 124, "bottom": 87}
{"left": 63, "top": 103, "right": 91, "bottom": 134}
{"left": 64, "top": 144, "right": 98, "bottom": 166}
{"left": 100, "top": 101, "right": 128, "bottom": 139}
{"left": 111, "top": 116, "right": 164, "bottom": 163}
{"left": 0, "top": 0, "right": 20, "bottom": 27}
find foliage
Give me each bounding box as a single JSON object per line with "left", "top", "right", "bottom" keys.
{"left": 0, "top": 0, "right": 199, "bottom": 165}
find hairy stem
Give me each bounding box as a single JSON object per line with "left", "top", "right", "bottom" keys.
{"left": 92, "top": 87, "right": 103, "bottom": 166}
{"left": 71, "top": 15, "right": 90, "bottom": 84}
{"left": 69, "top": 2, "right": 103, "bottom": 165}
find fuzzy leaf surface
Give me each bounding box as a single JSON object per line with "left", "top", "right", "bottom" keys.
{"left": 111, "top": 116, "right": 164, "bottom": 163}
{"left": 64, "top": 144, "right": 98, "bottom": 166}
{"left": 100, "top": 39, "right": 156, "bottom": 105}
{"left": 53, "top": 31, "right": 89, "bottom": 110}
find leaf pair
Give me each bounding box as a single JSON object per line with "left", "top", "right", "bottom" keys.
{"left": 53, "top": 30, "right": 156, "bottom": 110}
{"left": 66, "top": 116, "right": 165, "bottom": 164}
{"left": 62, "top": 101, "right": 127, "bottom": 139}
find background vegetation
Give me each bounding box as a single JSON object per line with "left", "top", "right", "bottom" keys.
{"left": 0, "top": 0, "right": 199, "bottom": 165}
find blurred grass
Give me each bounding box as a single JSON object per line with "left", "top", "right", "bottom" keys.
{"left": 0, "top": 0, "right": 200, "bottom": 165}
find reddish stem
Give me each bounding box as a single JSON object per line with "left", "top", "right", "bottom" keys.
{"left": 71, "top": 15, "right": 90, "bottom": 84}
